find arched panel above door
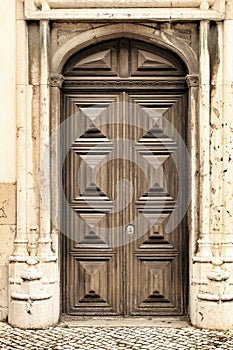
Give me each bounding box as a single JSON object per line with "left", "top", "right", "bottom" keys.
{"left": 63, "top": 39, "right": 188, "bottom": 78}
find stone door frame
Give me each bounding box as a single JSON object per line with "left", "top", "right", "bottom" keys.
{"left": 9, "top": 0, "right": 233, "bottom": 330}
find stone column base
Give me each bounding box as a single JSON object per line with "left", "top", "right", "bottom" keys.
{"left": 8, "top": 258, "right": 59, "bottom": 329}
{"left": 8, "top": 289, "right": 59, "bottom": 329}
{"left": 190, "top": 284, "right": 233, "bottom": 330}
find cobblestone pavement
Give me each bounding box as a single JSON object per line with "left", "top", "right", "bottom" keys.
{"left": 0, "top": 322, "right": 233, "bottom": 350}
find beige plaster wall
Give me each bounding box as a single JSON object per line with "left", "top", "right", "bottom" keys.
{"left": 0, "top": 0, "right": 16, "bottom": 183}
{"left": 0, "top": 0, "right": 16, "bottom": 320}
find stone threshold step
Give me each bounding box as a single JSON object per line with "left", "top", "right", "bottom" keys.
{"left": 59, "top": 315, "right": 190, "bottom": 328}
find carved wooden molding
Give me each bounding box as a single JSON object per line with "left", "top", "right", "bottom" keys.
{"left": 25, "top": 0, "right": 224, "bottom": 20}
{"left": 62, "top": 79, "right": 187, "bottom": 90}
{"left": 63, "top": 38, "right": 187, "bottom": 78}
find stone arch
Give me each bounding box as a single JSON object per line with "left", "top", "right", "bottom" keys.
{"left": 51, "top": 23, "right": 198, "bottom": 75}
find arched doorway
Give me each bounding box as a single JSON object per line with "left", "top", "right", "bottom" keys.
{"left": 61, "top": 38, "right": 188, "bottom": 316}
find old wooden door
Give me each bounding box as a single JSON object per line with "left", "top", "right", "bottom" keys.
{"left": 62, "top": 39, "right": 188, "bottom": 316}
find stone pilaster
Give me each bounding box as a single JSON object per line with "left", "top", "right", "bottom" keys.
{"left": 197, "top": 20, "right": 212, "bottom": 258}
{"left": 9, "top": 13, "right": 59, "bottom": 328}
{"left": 190, "top": 15, "right": 233, "bottom": 330}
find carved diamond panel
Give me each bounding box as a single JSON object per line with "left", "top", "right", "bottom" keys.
{"left": 136, "top": 49, "right": 178, "bottom": 71}
{"left": 131, "top": 44, "right": 186, "bottom": 76}
{"left": 141, "top": 231, "right": 173, "bottom": 248}
{"left": 79, "top": 231, "right": 107, "bottom": 246}
{"left": 71, "top": 183, "right": 113, "bottom": 246}
{"left": 73, "top": 128, "right": 114, "bottom": 170}
{"left": 135, "top": 183, "right": 176, "bottom": 248}
{"left": 132, "top": 257, "right": 182, "bottom": 314}
{"left": 74, "top": 49, "right": 112, "bottom": 70}
{"left": 139, "top": 260, "right": 173, "bottom": 306}
{"left": 135, "top": 125, "right": 177, "bottom": 155}
{"left": 136, "top": 183, "right": 176, "bottom": 214}
{"left": 73, "top": 182, "right": 113, "bottom": 212}
{"left": 77, "top": 260, "right": 109, "bottom": 304}
{"left": 70, "top": 256, "right": 118, "bottom": 314}
{"left": 63, "top": 42, "right": 118, "bottom": 76}
{"left": 139, "top": 224, "right": 175, "bottom": 250}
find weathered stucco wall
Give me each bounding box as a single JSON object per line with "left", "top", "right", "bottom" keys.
{"left": 0, "top": 0, "right": 16, "bottom": 320}
{"left": 0, "top": 185, "right": 15, "bottom": 321}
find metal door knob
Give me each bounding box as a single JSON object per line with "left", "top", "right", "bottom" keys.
{"left": 126, "top": 224, "right": 134, "bottom": 235}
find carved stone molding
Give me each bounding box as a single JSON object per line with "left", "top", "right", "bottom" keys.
{"left": 25, "top": 0, "right": 224, "bottom": 21}
{"left": 52, "top": 23, "right": 198, "bottom": 52}
{"left": 34, "top": 0, "right": 216, "bottom": 9}
{"left": 197, "top": 293, "right": 233, "bottom": 302}
{"left": 186, "top": 74, "right": 199, "bottom": 88}
{"left": 49, "top": 73, "right": 64, "bottom": 88}
{"left": 11, "top": 292, "right": 52, "bottom": 301}
{"left": 20, "top": 262, "right": 43, "bottom": 281}
{"left": 207, "top": 270, "right": 230, "bottom": 282}
{"left": 207, "top": 257, "right": 230, "bottom": 282}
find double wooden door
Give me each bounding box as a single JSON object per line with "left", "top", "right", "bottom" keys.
{"left": 62, "top": 39, "right": 188, "bottom": 316}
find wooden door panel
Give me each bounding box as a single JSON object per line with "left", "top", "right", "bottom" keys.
{"left": 134, "top": 256, "right": 182, "bottom": 313}
{"left": 63, "top": 94, "right": 123, "bottom": 315}
{"left": 63, "top": 41, "right": 119, "bottom": 76}
{"left": 69, "top": 255, "right": 118, "bottom": 314}
{"left": 126, "top": 94, "right": 185, "bottom": 315}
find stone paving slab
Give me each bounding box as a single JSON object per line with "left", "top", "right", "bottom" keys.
{"left": 0, "top": 321, "right": 233, "bottom": 350}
